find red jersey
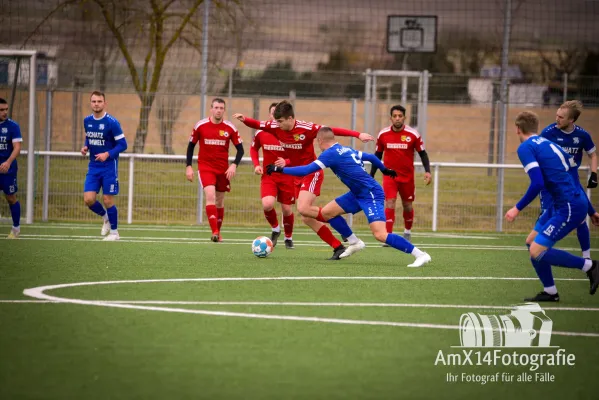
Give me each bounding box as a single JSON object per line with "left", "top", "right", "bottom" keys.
{"left": 250, "top": 130, "right": 288, "bottom": 167}
{"left": 189, "top": 118, "right": 242, "bottom": 173}
{"left": 375, "top": 124, "right": 425, "bottom": 183}
{"left": 243, "top": 117, "right": 361, "bottom": 167}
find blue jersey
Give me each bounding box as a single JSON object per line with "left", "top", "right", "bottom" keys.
{"left": 517, "top": 135, "right": 579, "bottom": 208}
{"left": 539, "top": 124, "right": 595, "bottom": 209}
{"left": 84, "top": 113, "right": 126, "bottom": 169}
{"left": 0, "top": 118, "right": 23, "bottom": 174}
{"left": 315, "top": 143, "right": 380, "bottom": 196}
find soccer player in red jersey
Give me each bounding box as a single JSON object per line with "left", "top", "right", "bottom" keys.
{"left": 370, "top": 105, "right": 432, "bottom": 243}
{"left": 251, "top": 103, "right": 296, "bottom": 249}
{"left": 186, "top": 98, "right": 244, "bottom": 242}
{"left": 234, "top": 101, "right": 375, "bottom": 260}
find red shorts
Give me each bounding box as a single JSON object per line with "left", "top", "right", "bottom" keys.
{"left": 261, "top": 174, "right": 295, "bottom": 205}
{"left": 382, "top": 176, "right": 415, "bottom": 202}
{"left": 198, "top": 169, "right": 230, "bottom": 192}
{"left": 295, "top": 171, "right": 324, "bottom": 198}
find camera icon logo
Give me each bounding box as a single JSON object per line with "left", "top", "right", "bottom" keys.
{"left": 459, "top": 303, "right": 553, "bottom": 347}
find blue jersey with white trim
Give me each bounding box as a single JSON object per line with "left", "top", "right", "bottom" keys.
{"left": 0, "top": 118, "right": 23, "bottom": 174}
{"left": 316, "top": 143, "right": 380, "bottom": 196}
{"left": 84, "top": 113, "right": 126, "bottom": 169}
{"left": 538, "top": 123, "right": 595, "bottom": 209}
{"left": 517, "top": 135, "right": 579, "bottom": 208}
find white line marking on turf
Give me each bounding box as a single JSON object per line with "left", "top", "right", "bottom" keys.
{"left": 22, "top": 277, "right": 598, "bottom": 337}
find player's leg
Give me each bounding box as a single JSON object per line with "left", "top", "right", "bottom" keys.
{"left": 100, "top": 167, "right": 120, "bottom": 241}
{"left": 260, "top": 175, "right": 281, "bottom": 245}
{"left": 214, "top": 173, "right": 230, "bottom": 241}
{"left": 398, "top": 180, "right": 415, "bottom": 242}
{"left": 83, "top": 169, "right": 109, "bottom": 235}
{"left": 281, "top": 202, "right": 294, "bottom": 249}
{"left": 215, "top": 191, "right": 226, "bottom": 241}
{"left": 1, "top": 173, "right": 20, "bottom": 238}
{"left": 296, "top": 172, "right": 347, "bottom": 258}
{"left": 382, "top": 176, "right": 398, "bottom": 247}
{"left": 577, "top": 221, "right": 591, "bottom": 259}
{"left": 315, "top": 196, "right": 362, "bottom": 260}
{"left": 199, "top": 170, "right": 219, "bottom": 241}
{"left": 529, "top": 203, "right": 599, "bottom": 300}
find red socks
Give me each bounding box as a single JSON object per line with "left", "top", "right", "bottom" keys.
{"left": 206, "top": 205, "right": 218, "bottom": 234}
{"left": 283, "top": 213, "right": 294, "bottom": 239}
{"left": 317, "top": 225, "right": 342, "bottom": 249}
{"left": 264, "top": 208, "right": 279, "bottom": 228}
{"left": 385, "top": 208, "right": 395, "bottom": 233}
{"left": 403, "top": 209, "right": 414, "bottom": 230}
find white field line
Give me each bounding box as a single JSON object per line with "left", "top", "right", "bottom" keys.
{"left": 22, "top": 277, "right": 599, "bottom": 337}
{"left": 3, "top": 299, "right": 597, "bottom": 312}
{"left": 13, "top": 223, "right": 499, "bottom": 240}
{"left": 13, "top": 234, "right": 583, "bottom": 252}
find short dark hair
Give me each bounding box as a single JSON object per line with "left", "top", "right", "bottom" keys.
{"left": 269, "top": 102, "right": 278, "bottom": 112}
{"left": 0, "top": 98, "right": 7, "bottom": 105}
{"left": 90, "top": 91, "right": 105, "bottom": 100}
{"left": 390, "top": 105, "right": 406, "bottom": 116}
{"left": 515, "top": 111, "right": 539, "bottom": 134}
{"left": 273, "top": 100, "right": 294, "bottom": 119}
{"left": 211, "top": 98, "right": 226, "bottom": 107}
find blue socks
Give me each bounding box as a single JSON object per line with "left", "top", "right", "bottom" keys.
{"left": 106, "top": 205, "right": 118, "bottom": 230}
{"left": 385, "top": 233, "right": 415, "bottom": 254}
{"left": 530, "top": 256, "right": 555, "bottom": 288}
{"left": 9, "top": 201, "right": 20, "bottom": 228}
{"left": 537, "top": 248, "right": 585, "bottom": 270}
{"left": 328, "top": 216, "right": 353, "bottom": 239}
{"left": 577, "top": 222, "right": 591, "bottom": 256}
{"left": 89, "top": 201, "right": 106, "bottom": 217}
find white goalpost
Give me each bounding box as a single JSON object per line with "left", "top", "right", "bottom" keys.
{"left": 0, "top": 49, "right": 38, "bottom": 224}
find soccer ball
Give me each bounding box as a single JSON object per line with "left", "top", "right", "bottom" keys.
{"left": 252, "top": 236, "right": 274, "bottom": 258}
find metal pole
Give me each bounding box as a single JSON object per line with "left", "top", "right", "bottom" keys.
{"left": 487, "top": 82, "right": 497, "bottom": 176}
{"left": 127, "top": 156, "right": 134, "bottom": 224}
{"left": 364, "top": 69, "right": 371, "bottom": 137}
{"left": 496, "top": 0, "right": 512, "bottom": 232}
{"left": 432, "top": 164, "right": 439, "bottom": 232}
{"left": 587, "top": 169, "right": 592, "bottom": 227}
{"left": 401, "top": 54, "right": 408, "bottom": 105}
{"left": 26, "top": 52, "right": 37, "bottom": 224}
{"left": 227, "top": 67, "right": 233, "bottom": 120}
{"left": 348, "top": 99, "right": 358, "bottom": 228}
{"left": 420, "top": 70, "right": 429, "bottom": 144}
{"left": 42, "top": 89, "right": 52, "bottom": 221}
{"left": 198, "top": 0, "right": 210, "bottom": 225}
{"left": 563, "top": 73, "right": 568, "bottom": 103}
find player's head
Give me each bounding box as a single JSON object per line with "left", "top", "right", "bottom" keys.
{"left": 268, "top": 102, "right": 278, "bottom": 119}
{"left": 0, "top": 98, "right": 8, "bottom": 122}
{"left": 556, "top": 100, "right": 582, "bottom": 130}
{"left": 515, "top": 111, "right": 539, "bottom": 142}
{"left": 316, "top": 126, "right": 335, "bottom": 151}
{"left": 390, "top": 105, "right": 406, "bottom": 130}
{"left": 90, "top": 91, "right": 106, "bottom": 114}
{"left": 210, "top": 98, "right": 226, "bottom": 122}
{"left": 273, "top": 100, "right": 295, "bottom": 131}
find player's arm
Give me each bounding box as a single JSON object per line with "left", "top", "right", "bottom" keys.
{"left": 361, "top": 152, "right": 396, "bottom": 176}
{"left": 107, "top": 133, "right": 127, "bottom": 159}
{"left": 368, "top": 151, "right": 384, "bottom": 177}
{"left": 418, "top": 150, "right": 432, "bottom": 185}
{"left": 267, "top": 160, "right": 322, "bottom": 177}
{"left": 330, "top": 127, "right": 374, "bottom": 143}
{"left": 506, "top": 146, "right": 545, "bottom": 221}
{"left": 0, "top": 136, "right": 21, "bottom": 174}
{"left": 586, "top": 145, "right": 597, "bottom": 188}
{"left": 232, "top": 115, "right": 279, "bottom": 135}
{"left": 185, "top": 129, "right": 199, "bottom": 182}
{"left": 232, "top": 143, "right": 245, "bottom": 166}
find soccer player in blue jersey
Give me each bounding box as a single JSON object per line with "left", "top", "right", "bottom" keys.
{"left": 505, "top": 111, "right": 599, "bottom": 302}
{"left": 80, "top": 91, "right": 128, "bottom": 241}
{"left": 0, "top": 98, "right": 23, "bottom": 239}
{"left": 534, "top": 100, "right": 597, "bottom": 260}
{"left": 267, "top": 126, "right": 432, "bottom": 267}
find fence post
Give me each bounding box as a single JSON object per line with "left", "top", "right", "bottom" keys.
{"left": 563, "top": 73, "right": 568, "bottom": 103}
{"left": 347, "top": 99, "right": 358, "bottom": 228}
{"left": 587, "top": 168, "right": 592, "bottom": 227}
{"left": 42, "top": 89, "right": 53, "bottom": 221}
{"left": 127, "top": 155, "right": 134, "bottom": 224}
{"left": 432, "top": 163, "right": 439, "bottom": 232}
{"left": 25, "top": 52, "right": 37, "bottom": 224}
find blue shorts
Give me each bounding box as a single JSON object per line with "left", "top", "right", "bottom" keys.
{"left": 84, "top": 165, "right": 119, "bottom": 195}
{"left": 534, "top": 208, "right": 552, "bottom": 233}
{"left": 0, "top": 173, "right": 17, "bottom": 194}
{"left": 335, "top": 186, "right": 386, "bottom": 224}
{"left": 534, "top": 196, "right": 587, "bottom": 248}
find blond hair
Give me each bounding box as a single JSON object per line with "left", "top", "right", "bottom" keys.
{"left": 559, "top": 100, "right": 583, "bottom": 122}
{"left": 515, "top": 111, "right": 539, "bottom": 134}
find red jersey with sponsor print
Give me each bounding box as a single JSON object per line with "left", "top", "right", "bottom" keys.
{"left": 189, "top": 118, "right": 242, "bottom": 173}
{"left": 375, "top": 124, "right": 425, "bottom": 183}
{"left": 250, "top": 119, "right": 321, "bottom": 166}
{"left": 251, "top": 130, "right": 288, "bottom": 167}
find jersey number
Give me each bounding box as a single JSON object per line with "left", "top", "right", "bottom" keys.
{"left": 351, "top": 153, "right": 366, "bottom": 172}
